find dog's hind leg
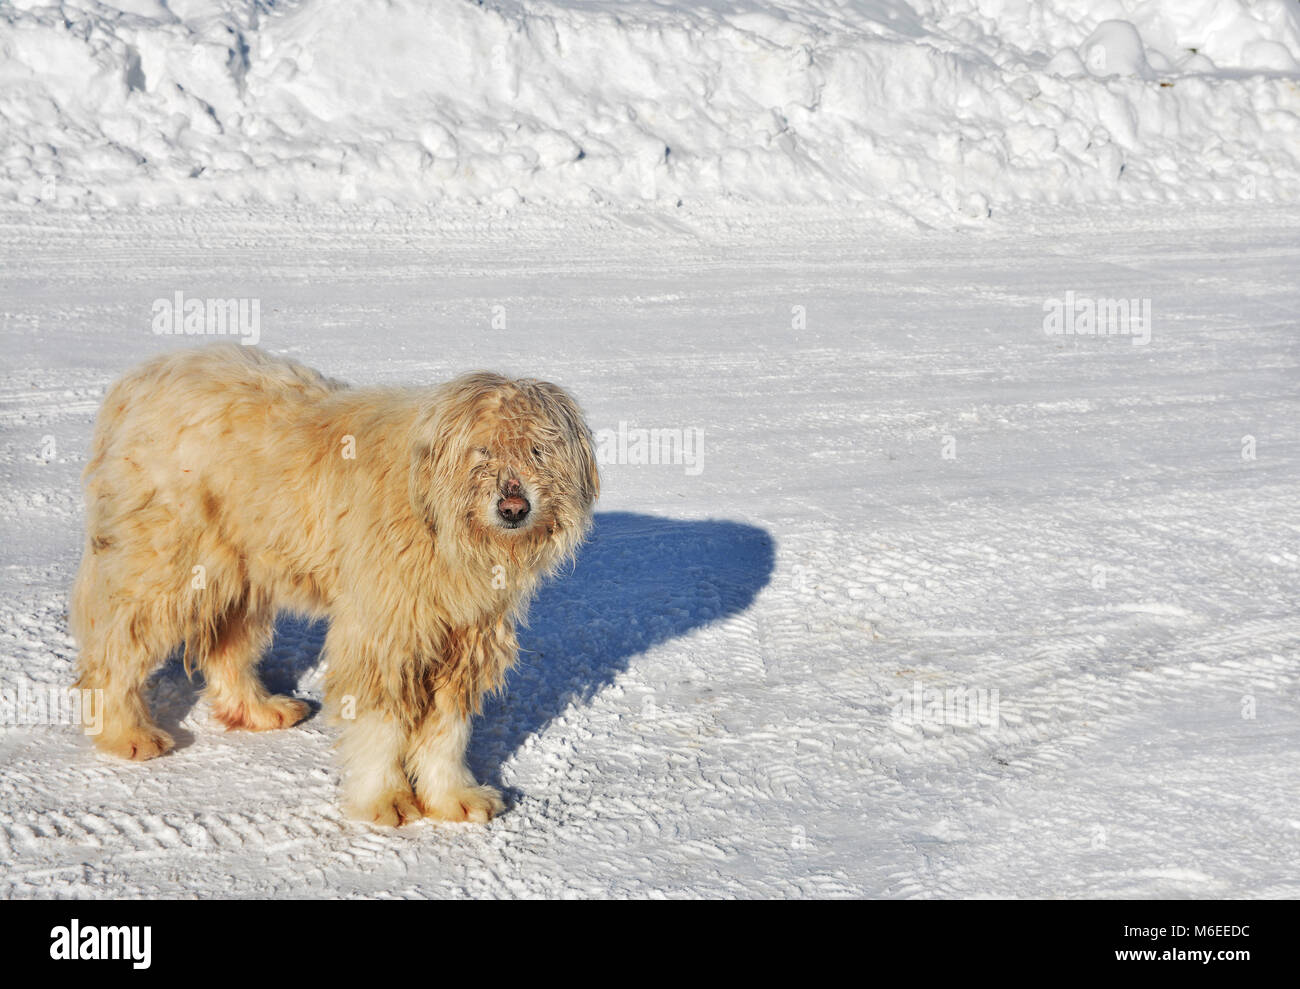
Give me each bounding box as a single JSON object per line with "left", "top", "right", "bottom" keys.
{"left": 203, "top": 599, "right": 309, "bottom": 731}
{"left": 71, "top": 558, "right": 176, "bottom": 761}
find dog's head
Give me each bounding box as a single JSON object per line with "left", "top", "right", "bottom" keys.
{"left": 410, "top": 372, "right": 600, "bottom": 577}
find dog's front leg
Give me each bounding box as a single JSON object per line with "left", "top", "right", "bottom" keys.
{"left": 407, "top": 623, "right": 513, "bottom": 823}
{"left": 408, "top": 691, "right": 505, "bottom": 823}
{"left": 334, "top": 708, "right": 422, "bottom": 826}
{"left": 326, "top": 627, "right": 422, "bottom": 827}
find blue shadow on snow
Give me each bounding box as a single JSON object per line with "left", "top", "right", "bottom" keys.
{"left": 471, "top": 511, "right": 775, "bottom": 776}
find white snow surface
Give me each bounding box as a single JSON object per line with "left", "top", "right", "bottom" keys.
{"left": 3, "top": 0, "right": 1300, "bottom": 215}
{"left": 1, "top": 0, "right": 1299, "bottom": 900}
{"left": 1, "top": 201, "right": 1299, "bottom": 897}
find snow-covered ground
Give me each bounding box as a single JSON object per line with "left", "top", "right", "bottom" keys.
{"left": 2, "top": 202, "right": 1298, "bottom": 897}
{"left": 1, "top": 0, "right": 1298, "bottom": 898}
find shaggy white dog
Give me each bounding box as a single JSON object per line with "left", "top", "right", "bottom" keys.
{"left": 71, "top": 345, "right": 599, "bottom": 825}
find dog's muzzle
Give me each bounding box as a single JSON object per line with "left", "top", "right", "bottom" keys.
{"left": 497, "top": 478, "right": 530, "bottom": 525}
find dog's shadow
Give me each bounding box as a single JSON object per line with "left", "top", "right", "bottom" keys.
{"left": 473, "top": 512, "right": 775, "bottom": 786}
{"left": 152, "top": 512, "right": 775, "bottom": 789}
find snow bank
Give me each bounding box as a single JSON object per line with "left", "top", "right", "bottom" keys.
{"left": 2, "top": 0, "right": 1298, "bottom": 215}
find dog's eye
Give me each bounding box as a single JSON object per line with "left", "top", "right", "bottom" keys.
{"left": 531, "top": 447, "right": 543, "bottom": 461}
{"left": 476, "top": 447, "right": 492, "bottom": 459}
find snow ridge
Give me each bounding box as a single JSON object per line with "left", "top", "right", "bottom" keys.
{"left": 2, "top": 0, "right": 1298, "bottom": 215}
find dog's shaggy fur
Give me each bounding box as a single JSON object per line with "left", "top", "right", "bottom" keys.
{"left": 71, "top": 344, "right": 598, "bottom": 825}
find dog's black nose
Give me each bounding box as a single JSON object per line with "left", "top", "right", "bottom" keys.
{"left": 497, "top": 496, "right": 530, "bottom": 524}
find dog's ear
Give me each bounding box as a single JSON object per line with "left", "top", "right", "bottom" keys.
{"left": 531, "top": 381, "right": 600, "bottom": 507}
{"left": 411, "top": 374, "right": 503, "bottom": 533}
{"left": 578, "top": 421, "right": 600, "bottom": 505}
{"left": 409, "top": 402, "right": 455, "bottom": 534}
{"left": 408, "top": 434, "right": 441, "bottom": 533}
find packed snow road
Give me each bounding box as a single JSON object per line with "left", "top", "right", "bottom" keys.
{"left": 0, "top": 203, "right": 1297, "bottom": 897}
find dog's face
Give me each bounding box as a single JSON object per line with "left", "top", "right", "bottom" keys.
{"left": 411, "top": 372, "right": 600, "bottom": 573}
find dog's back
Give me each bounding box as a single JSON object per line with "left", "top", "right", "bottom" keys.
{"left": 86, "top": 344, "right": 342, "bottom": 487}
{"left": 85, "top": 345, "right": 339, "bottom": 537}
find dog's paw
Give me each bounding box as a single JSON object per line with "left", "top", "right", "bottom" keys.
{"left": 94, "top": 725, "right": 175, "bottom": 761}
{"left": 421, "top": 784, "right": 506, "bottom": 824}
{"left": 215, "top": 695, "right": 310, "bottom": 732}
{"left": 348, "top": 789, "right": 423, "bottom": 827}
